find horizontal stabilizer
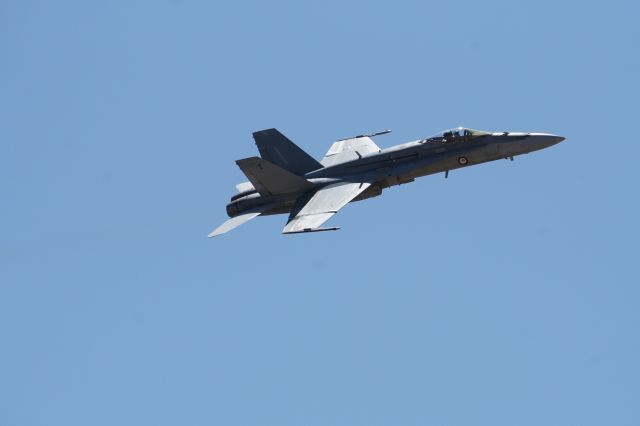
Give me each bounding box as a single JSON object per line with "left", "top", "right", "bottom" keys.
{"left": 236, "top": 157, "right": 314, "bottom": 196}
{"left": 208, "top": 206, "right": 271, "bottom": 238}
{"left": 253, "top": 128, "right": 323, "bottom": 175}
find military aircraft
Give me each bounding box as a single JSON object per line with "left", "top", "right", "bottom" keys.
{"left": 209, "top": 127, "right": 565, "bottom": 237}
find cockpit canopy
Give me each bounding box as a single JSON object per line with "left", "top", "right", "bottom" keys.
{"left": 426, "top": 127, "right": 491, "bottom": 143}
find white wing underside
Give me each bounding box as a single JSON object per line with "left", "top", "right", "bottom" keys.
{"left": 320, "top": 136, "right": 381, "bottom": 167}
{"left": 282, "top": 182, "right": 371, "bottom": 233}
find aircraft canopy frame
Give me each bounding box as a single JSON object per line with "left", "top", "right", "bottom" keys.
{"left": 425, "top": 127, "right": 491, "bottom": 143}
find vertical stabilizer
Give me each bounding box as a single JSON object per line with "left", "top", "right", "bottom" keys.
{"left": 235, "top": 157, "right": 314, "bottom": 196}
{"left": 252, "top": 128, "right": 323, "bottom": 175}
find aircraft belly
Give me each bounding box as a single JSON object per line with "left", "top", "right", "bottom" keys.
{"left": 261, "top": 205, "right": 293, "bottom": 216}
{"left": 228, "top": 193, "right": 298, "bottom": 217}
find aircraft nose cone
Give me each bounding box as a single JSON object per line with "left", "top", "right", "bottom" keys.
{"left": 527, "top": 133, "right": 565, "bottom": 149}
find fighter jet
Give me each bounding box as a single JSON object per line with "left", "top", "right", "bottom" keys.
{"left": 209, "top": 127, "right": 565, "bottom": 237}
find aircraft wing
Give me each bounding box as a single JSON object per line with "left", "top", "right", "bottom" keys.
{"left": 321, "top": 136, "right": 381, "bottom": 167}
{"left": 282, "top": 182, "right": 371, "bottom": 234}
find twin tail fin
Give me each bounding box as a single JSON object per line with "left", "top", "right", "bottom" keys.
{"left": 252, "top": 128, "right": 322, "bottom": 175}
{"left": 235, "top": 157, "right": 314, "bottom": 197}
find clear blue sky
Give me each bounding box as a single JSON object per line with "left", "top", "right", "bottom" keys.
{"left": 2, "top": 1, "right": 639, "bottom": 425}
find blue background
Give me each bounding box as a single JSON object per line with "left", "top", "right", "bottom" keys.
{"left": 2, "top": 1, "right": 639, "bottom": 425}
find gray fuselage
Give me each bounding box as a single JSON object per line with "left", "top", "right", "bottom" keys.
{"left": 226, "top": 131, "right": 565, "bottom": 218}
